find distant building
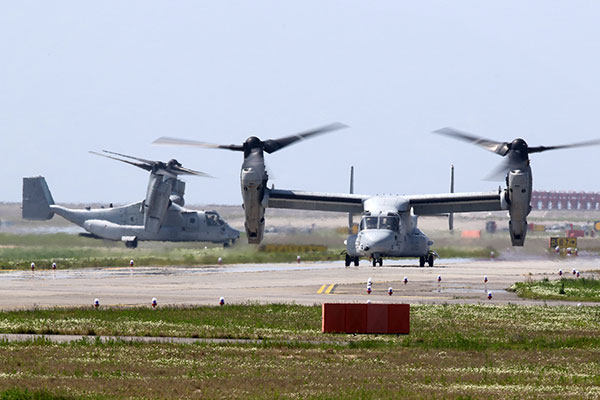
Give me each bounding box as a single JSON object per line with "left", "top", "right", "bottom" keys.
{"left": 532, "top": 191, "right": 600, "bottom": 210}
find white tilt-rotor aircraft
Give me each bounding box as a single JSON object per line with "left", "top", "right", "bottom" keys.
{"left": 155, "top": 124, "right": 600, "bottom": 267}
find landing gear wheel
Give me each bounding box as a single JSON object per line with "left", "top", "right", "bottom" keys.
{"left": 419, "top": 256, "right": 425, "bottom": 267}
{"left": 345, "top": 254, "right": 351, "bottom": 267}
{"left": 427, "top": 253, "right": 434, "bottom": 267}
{"left": 125, "top": 238, "right": 138, "bottom": 249}
{"left": 378, "top": 258, "right": 383, "bottom": 267}
{"left": 353, "top": 257, "right": 359, "bottom": 266}
{"left": 372, "top": 258, "right": 377, "bottom": 267}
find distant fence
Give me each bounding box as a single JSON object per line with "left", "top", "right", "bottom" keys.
{"left": 532, "top": 191, "right": 600, "bottom": 211}
{"left": 259, "top": 244, "right": 328, "bottom": 253}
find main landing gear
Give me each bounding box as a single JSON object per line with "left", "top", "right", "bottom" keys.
{"left": 419, "top": 253, "right": 435, "bottom": 267}
{"left": 345, "top": 254, "right": 359, "bottom": 267}
{"left": 125, "top": 238, "right": 138, "bottom": 249}
{"left": 371, "top": 257, "right": 383, "bottom": 267}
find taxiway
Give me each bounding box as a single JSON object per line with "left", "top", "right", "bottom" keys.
{"left": 0, "top": 257, "right": 597, "bottom": 309}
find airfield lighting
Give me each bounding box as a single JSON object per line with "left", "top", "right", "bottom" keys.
{"left": 489, "top": 251, "right": 495, "bottom": 260}
{"left": 30, "top": 262, "right": 35, "bottom": 271}
{"left": 555, "top": 246, "right": 560, "bottom": 254}
{"left": 403, "top": 277, "right": 408, "bottom": 285}
{"left": 437, "top": 275, "right": 442, "bottom": 283}
{"left": 484, "top": 276, "right": 488, "bottom": 283}
{"left": 559, "top": 269, "right": 563, "bottom": 276}
{"left": 217, "top": 257, "right": 223, "bottom": 265}
{"left": 367, "top": 285, "right": 372, "bottom": 294}
{"left": 219, "top": 297, "right": 225, "bottom": 306}
{"left": 566, "top": 247, "right": 572, "bottom": 256}
{"left": 368, "top": 277, "right": 372, "bottom": 284}
{"left": 129, "top": 259, "right": 134, "bottom": 267}
{"left": 572, "top": 269, "right": 577, "bottom": 275}
{"left": 152, "top": 298, "right": 157, "bottom": 308}
{"left": 93, "top": 299, "right": 99, "bottom": 309}
{"left": 487, "top": 291, "right": 492, "bottom": 300}
{"left": 576, "top": 271, "right": 580, "bottom": 278}
{"left": 574, "top": 248, "right": 579, "bottom": 256}
{"left": 296, "top": 255, "right": 301, "bottom": 264}
{"left": 366, "top": 300, "right": 371, "bottom": 304}
{"left": 388, "top": 287, "right": 393, "bottom": 296}
{"left": 577, "top": 303, "right": 582, "bottom": 307}
{"left": 52, "top": 262, "right": 57, "bottom": 270}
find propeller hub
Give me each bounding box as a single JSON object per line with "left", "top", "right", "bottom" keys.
{"left": 168, "top": 159, "right": 182, "bottom": 168}
{"left": 510, "top": 138, "right": 528, "bottom": 153}
{"left": 244, "top": 136, "right": 263, "bottom": 150}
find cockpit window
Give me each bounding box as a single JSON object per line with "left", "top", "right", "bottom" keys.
{"left": 360, "top": 216, "right": 399, "bottom": 231}
{"left": 360, "top": 216, "right": 379, "bottom": 230}
{"left": 379, "top": 216, "right": 399, "bottom": 232}
{"left": 206, "top": 212, "right": 224, "bottom": 226}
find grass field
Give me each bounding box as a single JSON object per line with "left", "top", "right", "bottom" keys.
{"left": 0, "top": 233, "right": 497, "bottom": 270}
{"left": 0, "top": 304, "right": 598, "bottom": 399}
{"left": 0, "top": 233, "right": 343, "bottom": 270}
{"left": 511, "top": 276, "right": 600, "bottom": 302}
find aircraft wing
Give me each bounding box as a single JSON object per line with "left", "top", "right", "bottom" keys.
{"left": 265, "top": 188, "right": 368, "bottom": 213}
{"left": 407, "top": 191, "right": 505, "bottom": 215}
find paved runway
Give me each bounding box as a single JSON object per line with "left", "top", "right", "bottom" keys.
{"left": 1, "top": 257, "right": 598, "bottom": 309}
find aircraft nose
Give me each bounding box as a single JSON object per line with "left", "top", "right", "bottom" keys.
{"left": 359, "top": 230, "right": 395, "bottom": 254}
{"left": 229, "top": 227, "right": 240, "bottom": 239}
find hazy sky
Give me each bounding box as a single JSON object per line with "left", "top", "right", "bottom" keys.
{"left": 2, "top": 1, "right": 600, "bottom": 206}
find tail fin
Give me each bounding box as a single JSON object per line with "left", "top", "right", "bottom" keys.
{"left": 348, "top": 166, "right": 355, "bottom": 234}
{"left": 22, "top": 177, "right": 55, "bottom": 220}
{"left": 449, "top": 165, "right": 454, "bottom": 231}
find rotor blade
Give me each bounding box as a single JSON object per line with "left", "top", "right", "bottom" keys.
{"left": 89, "top": 151, "right": 153, "bottom": 171}
{"left": 153, "top": 136, "right": 243, "bottom": 151}
{"left": 529, "top": 139, "right": 600, "bottom": 154}
{"left": 483, "top": 156, "right": 530, "bottom": 181}
{"left": 101, "top": 150, "right": 156, "bottom": 165}
{"left": 433, "top": 127, "right": 510, "bottom": 156}
{"left": 169, "top": 164, "right": 214, "bottom": 178}
{"left": 483, "top": 158, "right": 511, "bottom": 181}
{"left": 263, "top": 122, "right": 348, "bottom": 154}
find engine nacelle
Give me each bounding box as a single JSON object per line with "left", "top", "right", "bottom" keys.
{"left": 170, "top": 180, "right": 186, "bottom": 206}
{"left": 241, "top": 167, "right": 267, "bottom": 244}
{"left": 144, "top": 175, "right": 174, "bottom": 233}
{"left": 505, "top": 169, "right": 532, "bottom": 246}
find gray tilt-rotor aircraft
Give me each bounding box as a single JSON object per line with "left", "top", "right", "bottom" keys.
{"left": 154, "top": 125, "right": 599, "bottom": 266}
{"left": 22, "top": 151, "right": 239, "bottom": 248}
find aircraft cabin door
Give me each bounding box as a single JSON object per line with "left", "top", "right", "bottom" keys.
{"left": 182, "top": 212, "right": 200, "bottom": 232}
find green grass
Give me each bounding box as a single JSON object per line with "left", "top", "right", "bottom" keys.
{"left": 0, "top": 233, "right": 497, "bottom": 270}
{"left": 0, "top": 388, "right": 82, "bottom": 400}
{"left": 0, "top": 233, "right": 343, "bottom": 269}
{"left": 511, "top": 276, "right": 600, "bottom": 302}
{"left": 0, "top": 304, "right": 599, "bottom": 399}
{"left": 0, "top": 304, "right": 599, "bottom": 350}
